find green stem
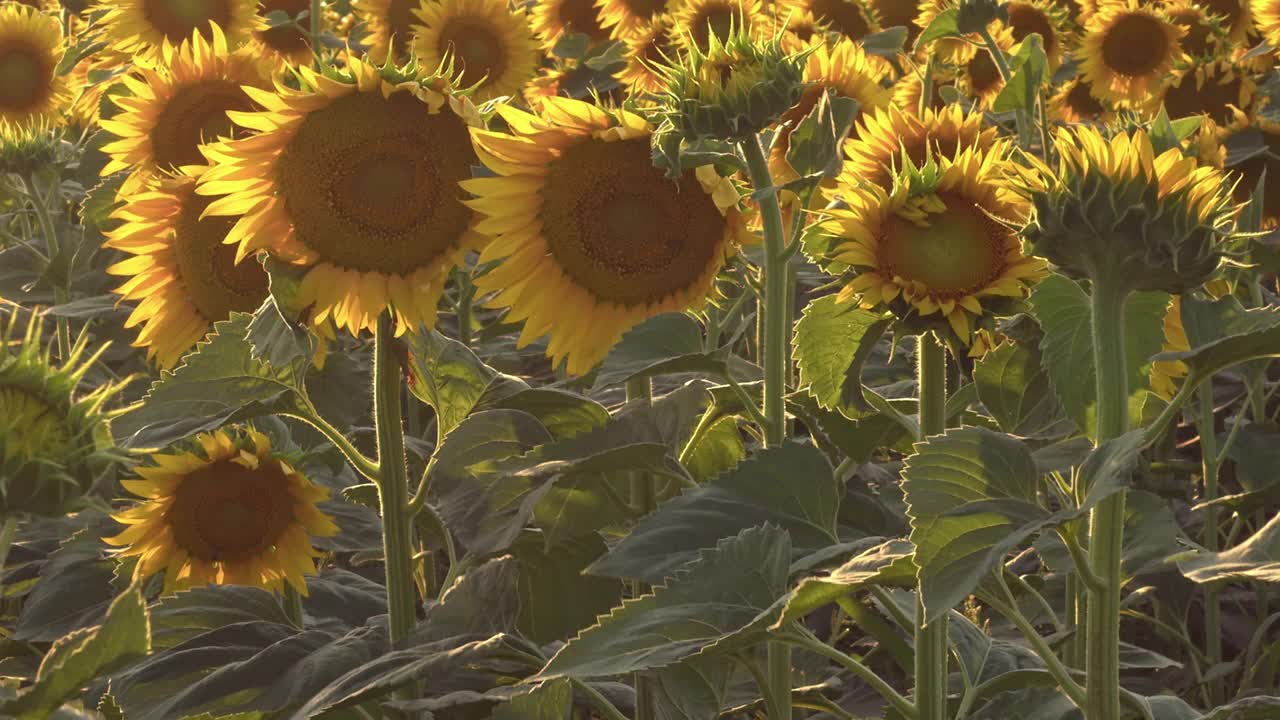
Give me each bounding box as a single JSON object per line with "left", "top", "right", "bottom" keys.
{"left": 990, "top": 575, "right": 1088, "bottom": 708}
{"left": 0, "top": 517, "right": 19, "bottom": 600}
{"left": 570, "top": 679, "right": 629, "bottom": 720}
{"left": 374, "top": 314, "right": 417, "bottom": 645}
{"left": 284, "top": 402, "right": 380, "bottom": 481}
{"left": 309, "top": 0, "right": 322, "bottom": 66}
{"left": 626, "top": 377, "right": 656, "bottom": 720}
{"left": 919, "top": 57, "right": 936, "bottom": 116}
{"left": 976, "top": 26, "right": 1032, "bottom": 148}
{"left": 783, "top": 625, "right": 918, "bottom": 720}
{"left": 1084, "top": 277, "right": 1131, "bottom": 720}
{"left": 282, "top": 584, "right": 305, "bottom": 628}
{"left": 1197, "top": 388, "right": 1222, "bottom": 704}
{"left": 22, "top": 176, "right": 70, "bottom": 360}
{"left": 915, "top": 333, "right": 949, "bottom": 720}
{"left": 456, "top": 270, "right": 474, "bottom": 347}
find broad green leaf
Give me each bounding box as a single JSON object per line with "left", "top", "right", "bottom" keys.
{"left": 1154, "top": 294, "right": 1280, "bottom": 387}
{"left": 537, "top": 525, "right": 791, "bottom": 680}
{"left": 973, "top": 340, "right": 1070, "bottom": 437}
{"left": 785, "top": 90, "right": 859, "bottom": 181}
{"left": 771, "top": 539, "right": 915, "bottom": 628}
{"left": 992, "top": 34, "right": 1047, "bottom": 114}
{"left": 592, "top": 313, "right": 735, "bottom": 391}
{"left": 149, "top": 585, "right": 291, "bottom": 649}
{"left": 914, "top": 8, "right": 960, "bottom": 48}
{"left": 682, "top": 415, "right": 744, "bottom": 483}
{"left": 478, "top": 387, "right": 608, "bottom": 439}
{"left": 511, "top": 533, "right": 623, "bottom": 645}
{"left": 794, "top": 294, "right": 893, "bottom": 418}
{"left": 245, "top": 294, "right": 314, "bottom": 372}
{"left": 1177, "top": 512, "right": 1280, "bottom": 584}
{"left": 1029, "top": 274, "right": 1169, "bottom": 439}
{"left": 112, "top": 313, "right": 306, "bottom": 450}
{"left": 648, "top": 656, "right": 732, "bottom": 720}
{"left": 861, "top": 26, "right": 908, "bottom": 57}
{"left": 1201, "top": 696, "right": 1280, "bottom": 719}
{"left": 404, "top": 326, "right": 527, "bottom": 437}
{"left": 14, "top": 527, "right": 119, "bottom": 642}
{"left": 1148, "top": 108, "right": 1182, "bottom": 155}
{"left": 490, "top": 679, "right": 572, "bottom": 720}
{"left": 80, "top": 172, "right": 128, "bottom": 231}
{"left": 588, "top": 442, "right": 838, "bottom": 585}
{"left": 6, "top": 589, "right": 150, "bottom": 719}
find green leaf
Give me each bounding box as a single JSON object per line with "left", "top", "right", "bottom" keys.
{"left": 682, "top": 415, "right": 744, "bottom": 483}
{"left": 794, "top": 295, "right": 893, "bottom": 418}
{"left": 478, "top": 387, "right": 608, "bottom": 439}
{"left": 647, "top": 656, "right": 731, "bottom": 720}
{"left": 588, "top": 442, "right": 839, "bottom": 585}
{"left": 861, "top": 26, "right": 908, "bottom": 57}
{"left": 112, "top": 313, "right": 306, "bottom": 451}
{"left": 538, "top": 525, "right": 790, "bottom": 679}
{"left": 1177, "top": 512, "right": 1280, "bottom": 584}
{"left": 244, "top": 296, "right": 314, "bottom": 371}
{"left": 490, "top": 679, "right": 572, "bottom": 720}
{"left": 914, "top": 8, "right": 960, "bottom": 49}
{"left": 14, "top": 526, "right": 119, "bottom": 642}
{"left": 1029, "top": 274, "right": 1169, "bottom": 439}
{"left": 592, "top": 313, "right": 734, "bottom": 391}
{"left": 1201, "top": 696, "right": 1280, "bottom": 719}
{"left": 785, "top": 90, "right": 860, "bottom": 180}
{"left": 771, "top": 539, "right": 916, "bottom": 628}
{"left": 6, "top": 589, "right": 150, "bottom": 719}
{"left": 992, "top": 34, "right": 1047, "bottom": 114}
{"left": 1154, "top": 294, "right": 1280, "bottom": 386}
{"left": 511, "top": 533, "right": 623, "bottom": 645}
{"left": 80, "top": 172, "right": 128, "bottom": 230}
{"left": 404, "top": 327, "right": 527, "bottom": 437}
{"left": 974, "top": 340, "right": 1070, "bottom": 437}
{"left": 148, "top": 585, "right": 292, "bottom": 650}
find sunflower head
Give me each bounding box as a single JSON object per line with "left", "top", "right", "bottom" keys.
{"left": 672, "top": 0, "right": 767, "bottom": 51}
{"left": 598, "top": 0, "right": 671, "bottom": 40}
{"left": 0, "top": 120, "right": 61, "bottom": 175}
{"left": 1161, "top": 60, "right": 1255, "bottom": 128}
{"left": 0, "top": 308, "right": 127, "bottom": 517}
{"left": 1077, "top": 3, "right": 1184, "bottom": 109}
{"left": 249, "top": 0, "right": 316, "bottom": 70}
{"left": 1004, "top": 0, "right": 1070, "bottom": 69}
{"left": 1165, "top": 0, "right": 1228, "bottom": 59}
{"left": 105, "top": 426, "right": 339, "bottom": 594}
{"left": 1014, "top": 126, "right": 1237, "bottom": 293}
{"left": 616, "top": 12, "right": 676, "bottom": 95}
{"left": 820, "top": 141, "right": 1045, "bottom": 347}
{"left": 0, "top": 3, "right": 72, "bottom": 130}
{"left": 97, "top": 0, "right": 261, "bottom": 60}
{"left": 777, "top": 0, "right": 880, "bottom": 43}
{"left": 1047, "top": 75, "right": 1111, "bottom": 125}
{"left": 658, "top": 23, "right": 806, "bottom": 141}
{"left": 891, "top": 66, "right": 956, "bottom": 115}
{"left": 835, "top": 103, "right": 997, "bottom": 195}
{"left": 957, "top": 23, "right": 1013, "bottom": 109}
{"left": 411, "top": 0, "right": 539, "bottom": 103}
{"left": 532, "top": 0, "right": 611, "bottom": 49}
{"left": 351, "top": 0, "right": 421, "bottom": 64}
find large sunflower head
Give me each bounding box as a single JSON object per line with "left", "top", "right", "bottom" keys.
{"left": 1161, "top": 59, "right": 1255, "bottom": 128}
{"left": 1014, "top": 126, "right": 1237, "bottom": 293}
{"left": 1004, "top": 0, "right": 1070, "bottom": 69}
{"left": 351, "top": 0, "right": 422, "bottom": 64}
{"left": 197, "top": 55, "right": 484, "bottom": 336}
{"left": 248, "top": 0, "right": 316, "bottom": 70}
{"left": 532, "top": 0, "right": 611, "bottom": 49}
{"left": 97, "top": 0, "right": 261, "bottom": 60}
{"left": 105, "top": 426, "right": 339, "bottom": 595}
{"left": 835, "top": 103, "right": 998, "bottom": 195}
{"left": 99, "top": 26, "right": 271, "bottom": 190}
{"left": 0, "top": 309, "right": 126, "bottom": 517}
{"left": 820, "top": 141, "right": 1045, "bottom": 346}
{"left": 106, "top": 168, "right": 270, "bottom": 369}
{"left": 598, "top": 0, "right": 670, "bottom": 39}
{"left": 0, "top": 3, "right": 71, "bottom": 130}
{"left": 671, "top": 0, "right": 766, "bottom": 52}
{"left": 616, "top": 12, "right": 675, "bottom": 94}
{"left": 777, "top": 0, "right": 879, "bottom": 43}
{"left": 466, "top": 97, "right": 746, "bottom": 376}
{"left": 411, "top": 0, "right": 539, "bottom": 102}
{"left": 1077, "top": 3, "right": 1184, "bottom": 108}
{"left": 1047, "top": 74, "right": 1113, "bottom": 125}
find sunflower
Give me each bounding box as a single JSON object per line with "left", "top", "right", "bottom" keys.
{"left": 1165, "top": 0, "right": 1228, "bottom": 59}
{"left": 106, "top": 427, "right": 339, "bottom": 594}
{"left": 822, "top": 142, "right": 1045, "bottom": 344}
{"left": 532, "top": 0, "right": 611, "bottom": 49}
{"left": 616, "top": 12, "right": 675, "bottom": 94}
{"left": 770, "top": 6, "right": 825, "bottom": 51}
{"left": 0, "top": 3, "right": 71, "bottom": 130}
{"left": 769, "top": 39, "right": 891, "bottom": 183}
{"left": 0, "top": 309, "right": 125, "bottom": 517}
{"left": 1005, "top": 0, "right": 1070, "bottom": 69}
{"left": 1253, "top": 0, "right": 1280, "bottom": 45}
{"left": 105, "top": 169, "right": 270, "bottom": 369}
{"left": 836, "top": 103, "right": 997, "bottom": 194}
{"left": 98, "top": 26, "right": 270, "bottom": 193}
{"left": 1161, "top": 60, "right": 1254, "bottom": 127}
{"left": 524, "top": 66, "right": 570, "bottom": 107}
{"left": 671, "top": 0, "right": 766, "bottom": 51}
{"left": 248, "top": 0, "right": 315, "bottom": 69}
{"left": 777, "top": 0, "right": 878, "bottom": 42}
{"left": 197, "top": 56, "right": 483, "bottom": 336}
{"left": 1047, "top": 75, "right": 1113, "bottom": 124}
{"left": 1078, "top": 3, "right": 1184, "bottom": 108}
{"left": 915, "top": 0, "right": 980, "bottom": 64}
{"left": 1193, "top": 0, "right": 1252, "bottom": 42}
{"left": 891, "top": 65, "right": 956, "bottom": 115}
{"left": 598, "top": 0, "right": 670, "bottom": 39}
{"left": 1217, "top": 117, "right": 1280, "bottom": 225}
{"left": 352, "top": 0, "right": 422, "bottom": 64}
{"left": 957, "top": 25, "right": 1013, "bottom": 109}
{"left": 412, "top": 0, "right": 539, "bottom": 102}
{"left": 98, "top": 0, "right": 260, "bottom": 60}
{"left": 465, "top": 97, "right": 746, "bottom": 376}
{"left": 870, "top": 0, "right": 921, "bottom": 43}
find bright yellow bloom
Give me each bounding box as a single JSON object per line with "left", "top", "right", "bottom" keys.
{"left": 105, "top": 168, "right": 270, "bottom": 369}
{"left": 914, "top": 0, "right": 981, "bottom": 64}
{"left": 466, "top": 97, "right": 746, "bottom": 376}
{"left": 0, "top": 3, "right": 71, "bottom": 130}
{"left": 1047, "top": 75, "right": 1112, "bottom": 124}
{"left": 1255, "top": 0, "right": 1280, "bottom": 47}
{"left": 836, "top": 103, "right": 997, "bottom": 194}
{"left": 615, "top": 13, "right": 675, "bottom": 94}
{"left": 822, "top": 142, "right": 1045, "bottom": 344}
{"left": 890, "top": 65, "right": 956, "bottom": 115}
{"left": 98, "top": 0, "right": 260, "bottom": 60}
{"left": 1077, "top": 3, "right": 1184, "bottom": 108}
{"left": 532, "top": 0, "right": 611, "bottom": 49}
{"left": 776, "top": 0, "right": 879, "bottom": 43}
{"left": 412, "top": 0, "right": 539, "bottom": 102}
{"left": 598, "top": 0, "right": 670, "bottom": 39}
{"left": 671, "top": 0, "right": 767, "bottom": 51}
{"left": 197, "top": 55, "right": 484, "bottom": 336}
{"left": 351, "top": 0, "right": 422, "bottom": 64}
{"left": 106, "top": 427, "right": 339, "bottom": 595}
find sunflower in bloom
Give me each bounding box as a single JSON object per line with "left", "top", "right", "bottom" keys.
{"left": 411, "top": 0, "right": 539, "bottom": 103}
{"left": 106, "top": 427, "right": 339, "bottom": 595}
{"left": 770, "top": 6, "right": 825, "bottom": 51}
{"left": 616, "top": 13, "right": 675, "bottom": 94}
{"left": 598, "top": 0, "right": 669, "bottom": 39}
{"left": 1161, "top": 60, "right": 1254, "bottom": 128}
{"left": 837, "top": 104, "right": 997, "bottom": 194}
{"left": 957, "top": 25, "right": 1014, "bottom": 110}
{"left": 99, "top": 27, "right": 270, "bottom": 192}
{"left": 466, "top": 98, "right": 746, "bottom": 376}
{"left": 915, "top": 0, "right": 983, "bottom": 64}
{"left": 248, "top": 0, "right": 315, "bottom": 70}
{"left": 105, "top": 168, "right": 270, "bottom": 369}
{"left": 1078, "top": 3, "right": 1184, "bottom": 108}
{"left": 532, "top": 0, "right": 611, "bottom": 49}
{"left": 1047, "top": 75, "right": 1112, "bottom": 124}
{"left": 0, "top": 3, "right": 71, "bottom": 130}
{"left": 352, "top": 0, "right": 422, "bottom": 64}
{"left": 671, "top": 0, "right": 766, "bottom": 51}
{"left": 98, "top": 0, "right": 260, "bottom": 60}
{"left": 891, "top": 66, "right": 956, "bottom": 115}
{"left": 1256, "top": 0, "right": 1280, "bottom": 46}
{"left": 821, "top": 142, "right": 1045, "bottom": 344}
{"left": 777, "top": 0, "right": 878, "bottom": 43}
{"left": 197, "top": 56, "right": 483, "bottom": 336}
{"left": 1004, "top": 0, "right": 1070, "bottom": 69}
{"left": 1194, "top": 0, "right": 1252, "bottom": 42}
{"left": 1166, "top": 0, "right": 1228, "bottom": 59}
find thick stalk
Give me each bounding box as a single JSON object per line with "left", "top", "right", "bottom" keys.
{"left": 1084, "top": 277, "right": 1131, "bottom": 720}
{"left": 916, "top": 333, "right": 949, "bottom": 720}
{"left": 627, "top": 377, "right": 656, "bottom": 720}
{"left": 374, "top": 314, "right": 417, "bottom": 644}
{"left": 1197, "top": 389, "right": 1222, "bottom": 703}
{"left": 741, "top": 133, "right": 792, "bottom": 720}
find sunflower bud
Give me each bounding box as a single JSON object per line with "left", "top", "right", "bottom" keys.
{"left": 1013, "top": 126, "right": 1236, "bottom": 294}
{"left": 0, "top": 124, "right": 61, "bottom": 177}
{"left": 0, "top": 310, "right": 127, "bottom": 516}
{"left": 658, "top": 24, "right": 806, "bottom": 141}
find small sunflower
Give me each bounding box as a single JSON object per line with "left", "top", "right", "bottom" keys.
{"left": 197, "top": 56, "right": 483, "bottom": 336}
{"left": 597, "top": 0, "right": 669, "bottom": 39}
{"left": 836, "top": 103, "right": 997, "bottom": 194}
{"left": 98, "top": 0, "right": 260, "bottom": 60}
{"left": 1161, "top": 60, "right": 1254, "bottom": 127}
{"left": 1047, "top": 75, "right": 1112, "bottom": 124}
{"left": 0, "top": 3, "right": 71, "bottom": 130}
{"left": 105, "top": 168, "right": 270, "bottom": 369}
{"left": 1005, "top": 0, "right": 1070, "bottom": 69}
{"left": 412, "top": 0, "right": 539, "bottom": 102}
{"left": 1193, "top": 0, "right": 1252, "bottom": 43}
{"left": 1078, "top": 3, "right": 1184, "bottom": 108}
{"left": 248, "top": 0, "right": 315, "bottom": 69}
{"left": 352, "top": 0, "right": 422, "bottom": 64}
{"left": 0, "top": 309, "right": 126, "bottom": 517}
{"left": 671, "top": 0, "right": 766, "bottom": 51}
{"left": 106, "top": 427, "right": 339, "bottom": 595}
{"left": 1165, "top": 0, "right": 1228, "bottom": 59}
{"left": 821, "top": 142, "right": 1045, "bottom": 344}
{"left": 99, "top": 26, "right": 270, "bottom": 191}
{"left": 532, "top": 0, "right": 611, "bottom": 49}
{"left": 957, "top": 25, "right": 1013, "bottom": 109}
{"left": 777, "top": 0, "right": 878, "bottom": 42}
{"left": 616, "top": 12, "right": 674, "bottom": 94}
{"left": 466, "top": 97, "right": 746, "bottom": 376}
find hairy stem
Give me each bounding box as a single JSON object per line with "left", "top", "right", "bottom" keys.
{"left": 915, "top": 333, "right": 949, "bottom": 720}
{"left": 374, "top": 314, "right": 417, "bottom": 645}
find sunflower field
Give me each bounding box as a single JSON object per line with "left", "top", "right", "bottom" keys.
{"left": 5, "top": 0, "right": 1280, "bottom": 718}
